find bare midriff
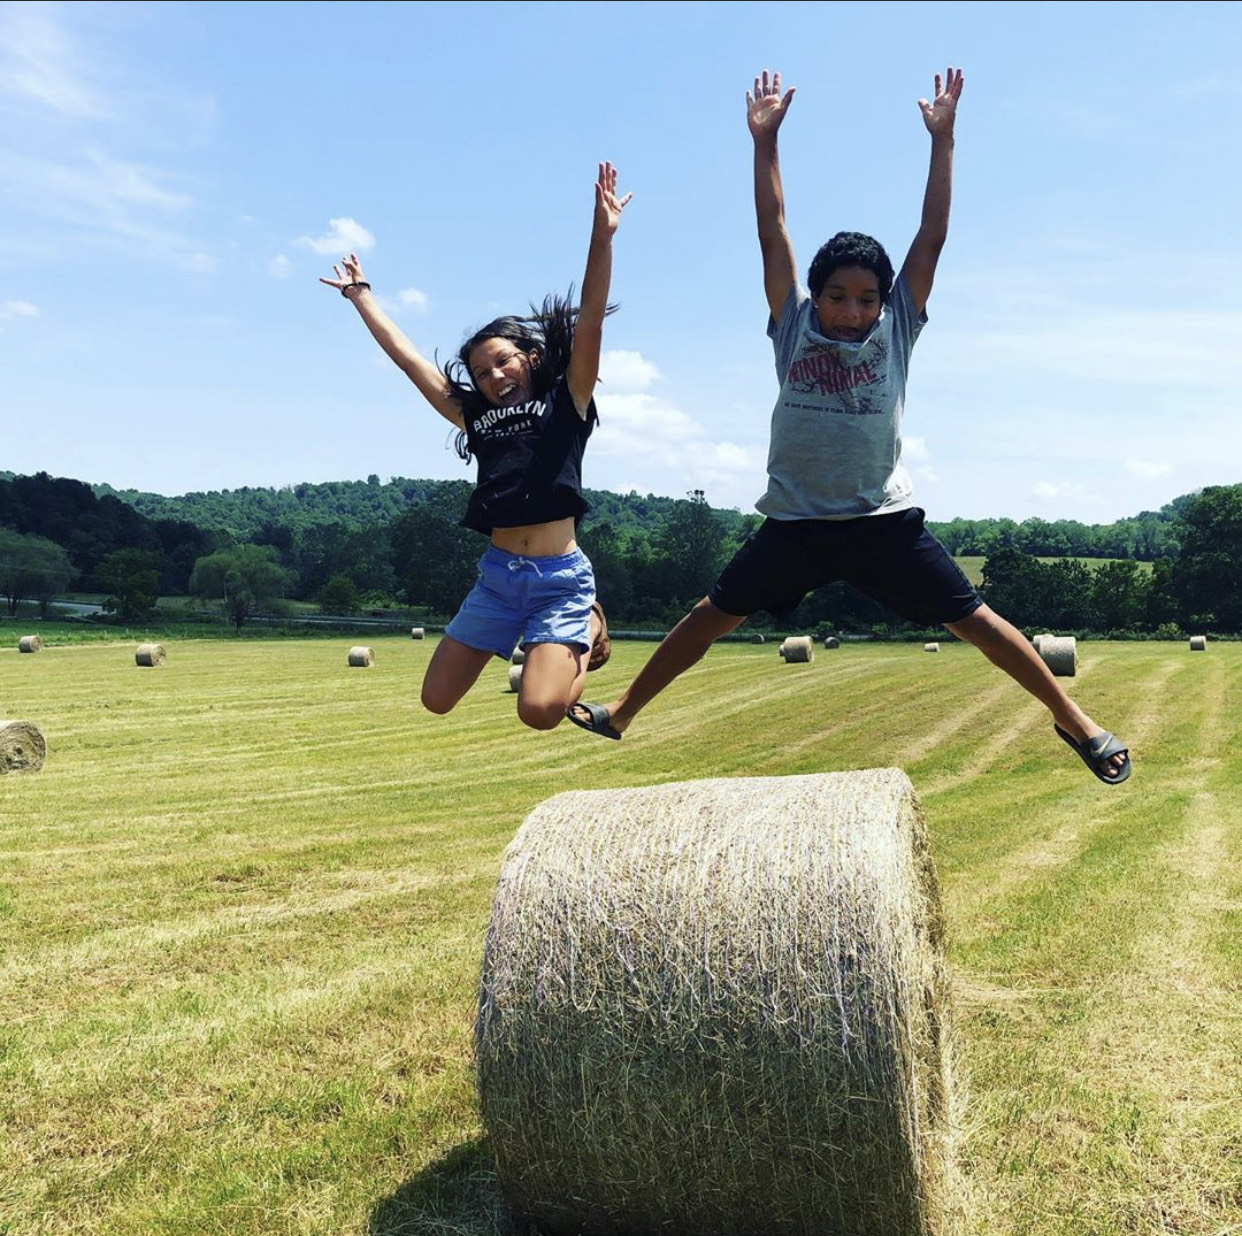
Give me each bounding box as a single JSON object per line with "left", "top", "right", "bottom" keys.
{"left": 490, "top": 515, "right": 577, "bottom": 558}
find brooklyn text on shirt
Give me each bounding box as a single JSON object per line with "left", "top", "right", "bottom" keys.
{"left": 472, "top": 399, "right": 545, "bottom": 435}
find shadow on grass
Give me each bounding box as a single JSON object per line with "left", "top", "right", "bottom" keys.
{"left": 369, "top": 1138, "right": 513, "bottom": 1236}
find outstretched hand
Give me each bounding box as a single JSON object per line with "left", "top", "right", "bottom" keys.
{"left": 593, "top": 161, "right": 632, "bottom": 235}
{"left": 319, "top": 253, "right": 369, "bottom": 294}
{"left": 918, "top": 67, "right": 964, "bottom": 137}
{"left": 747, "top": 69, "right": 795, "bottom": 140}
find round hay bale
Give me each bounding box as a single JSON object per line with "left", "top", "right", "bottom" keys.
{"left": 0, "top": 720, "right": 46, "bottom": 773}
{"left": 507, "top": 664, "right": 523, "bottom": 693}
{"left": 750, "top": 633, "right": 765, "bottom": 644}
{"left": 478, "top": 769, "right": 956, "bottom": 1236}
{"left": 410, "top": 626, "right": 425, "bottom": 640}
{"left": 135, "top": 643, "right": 166, "bottom": 667}
{"left": 1039, "top": 635, "right": 1077, "bottom": 677}
{"left": 511, "top": 645, "right": 526, "bottom": 665}
{"left": 1031, "top": 632, "right": 1053, "bottom": 653}
{"left": 17, "top": 635, "right": 41, "bottom": 653}
{"left": 1189, "top": 635, "right": 1207, "bottom": 652}
{"left": 347, "top": 645, "right": 374, "bottom": 668}
{"left": 823, "top": 635, "right": 841, "bottom": 649}
{"left": 924, "top": 642, "right": 940, "bottom": 653}
{"left": 781, "top": 635, "right": 814, "bottom": 663}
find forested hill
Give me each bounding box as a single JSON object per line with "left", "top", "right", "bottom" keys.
{"left": 88, "top": 473, "right": 1189, "bottom": 561}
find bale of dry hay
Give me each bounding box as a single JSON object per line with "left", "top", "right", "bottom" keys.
{"left": 824, "top": 635, "right": 841, "bottom": 649}
{"left": 410, "top": 627, "right": 425, "bottom": 640}
{"left": 1189, "top": 635, "right": 1207, "bottom": 652}
{"left": 347, "top": 645, "right": 374, "bottom": 667}
{"left": 750, "top": 633, "right": 765, "bottom": 644}
{"left": 135, "top": 643, "right": 166, "bottom": 667}
{"left": 779, "top": 635, "right": 814, "bottom": 663}
{"left": 477, "top": 768, "right": 957, "bottom": 1236}
{"left": 1031, "top": 632, "right": 1053, "bottom": 653}
{"left": 0, "top": 720, "right": 46, "bottom": 773}
{"left": 1039, "top": 635, "right": 1077, "bottom": 677}
{"left": 507, "top": 664, "right": 523, "bottom": 693}
{"left": 511, "top": 645, "right": 526, "bottom": 665}
{"left": 924, "top": 642, "right": 940, "bottom": 653}
{"left": 17, "top": 635, "right": 41, "bottom": 653}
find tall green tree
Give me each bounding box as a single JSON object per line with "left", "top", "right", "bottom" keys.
{"left": 189, "top": 545, "right": 294, "bottom": 632}
{"left": 96, "top": 548, "right": 163, "bottom": 620}
{"left": 1173, "top": 484, "right": 1242, "bottom": 631}
{"left": 0, "top": 530, "right": 74, "bottom": 617}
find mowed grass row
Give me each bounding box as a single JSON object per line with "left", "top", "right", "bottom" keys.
{"left": 1, "top": 637, "right": 1239, "bottom": 1235}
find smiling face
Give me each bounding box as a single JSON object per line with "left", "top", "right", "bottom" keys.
{"left": 468, "top": 337, "right": 540, "bottom": 408}
{"left": 813, "top": 266, "right": 882, "bottom": 342}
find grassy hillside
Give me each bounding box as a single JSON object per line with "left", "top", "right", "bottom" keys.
{"left": 2, "top": 637, "right": 1238, "bottom": 1234}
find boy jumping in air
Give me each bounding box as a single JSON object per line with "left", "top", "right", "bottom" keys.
{"left": 570, "top": 68, "right": 1130, "bottom": 785}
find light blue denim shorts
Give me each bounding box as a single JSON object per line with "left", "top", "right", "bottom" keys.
{"left": 445, "top": 546, "right": 595, "bottom": 658}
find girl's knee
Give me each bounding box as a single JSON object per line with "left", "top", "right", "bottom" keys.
{"left": 420, "top": 684, "right": 458, "bottom": 715}
{"left": 517, "top": 698, "right": 567, "bottom": 731}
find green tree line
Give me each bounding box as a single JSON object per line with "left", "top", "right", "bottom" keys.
{"left": 1, "top": 471, "right": 1238, "bottom": 634}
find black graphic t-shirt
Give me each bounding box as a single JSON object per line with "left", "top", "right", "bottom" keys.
{"left": 460, "top": 377, "right": 598, "bottom": 535}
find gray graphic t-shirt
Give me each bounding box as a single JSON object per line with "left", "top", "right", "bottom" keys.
{"left": 758, "top": 275, "right": 926, "bottom": 520}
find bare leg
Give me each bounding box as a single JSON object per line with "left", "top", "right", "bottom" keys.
{"left": 572, "top": 597, "right": 746, "bottom": 735}
{"left": 420, "top": 636, "right": 495, "bottom": 715}
{"left": 945, "top": 603, "right": 1128, "bottom": 778}
{"left": 518, "top": 641, "right": 589, "bottom": 730}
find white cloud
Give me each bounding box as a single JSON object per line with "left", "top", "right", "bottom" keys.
{"left": 0, "top": 4, "right": 113, "bottom": 122}
{"left": 599, "top": 349, "right": 661, "bottom": 393}
{"left": 268, "top": 253, "right": 293, "bottom": 279}
{"left": 295, "top": 217, "right": 375, "bottom": 256}
{"left": 1125, "top": 458, "right": 1172, "bottom": 480}
{"left": 1032, "top": 480, "right": 1104, "bottom": 506}
{"left": 0, "top": 299, "right": 39, "bottom": 321}
{"left": 398, "top": 287, "right": 429, "bottom": 312}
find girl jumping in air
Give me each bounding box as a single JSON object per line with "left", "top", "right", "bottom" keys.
{"left": 569, "top": 73, "right": 1130, "bottom": 785}
{"left": 321, "top": 162, "right": 628, "bottom": 730}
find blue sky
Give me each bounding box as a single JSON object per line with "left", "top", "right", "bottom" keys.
{"left": 2, "top": 0, "right": 1238, "bottom": 523}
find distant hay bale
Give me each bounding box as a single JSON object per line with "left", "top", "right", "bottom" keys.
{"left": 824, "top": 635, "right": 840, "bottom": 649}
{"left": 924, "top": 642, "right": 940, "bottom": 653}
{"left": 1031, "top": 632, "right": 1052, "bottom": 653}
{"left": 1189, "top": 635, "right": 1207, "bottom": 651}
{"left": 17, "top": 635, "right": 41, "bottom": 653}
{"left": 779, "top": 635, "right": 814, "bottom": 663}
{"left": 750, "top": 633, "right": 765, "bottom": 644}
{"left": 1039, "top": 635, "right": 1077, "bottom": 677}
{"left": 0, "top": 720, "right": 46, "bottom": 774}
{"left": 135, "top": 643, "right": 166, "bottom": 667}
{"left": 347, "top": 645, "right": 374, "bottom": 668}
{"left": 477, "top": 769, "right": 958, "bottom": 1236}
{"left": 507, "top": 664, "right": 523, "bottom": 693}
{"left": 511, "top": 645, "right": 526, "bottom": 665}
{"left": 410, "top": 627, "right": 425, "bottom": 640}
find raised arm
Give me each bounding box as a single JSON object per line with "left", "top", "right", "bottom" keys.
{"left": 566, "top": 161, "right": 632, "bottom": 417}
{"left": 899, "top": 67, "right": 965, "bottom": 316}
{"left": 747, "top": 70, "right": 797, "bottom": 324}
{"left": 320, "top": 255, "right": 463, "bottom": 430}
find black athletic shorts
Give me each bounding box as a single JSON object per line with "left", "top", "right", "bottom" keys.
{"left": 709, "top": 508, "right": 983, "bottom": 626}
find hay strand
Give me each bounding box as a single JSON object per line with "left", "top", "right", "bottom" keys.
{"left": 1189, "top": 635, "right": 1207, "bottom": 652}
{"left": 477, "top": 768, "right": 957, "bottom": 1236}
{"left": 410, "top": 627, "right": 426, "bottom": 640}
{"left": 507, "top": 664, "right": 523, "bottom": 693}
{"left": 0, "top": 720, "right": 46, "bottom": 773}
{"left": 1039, "top": 635, "right": 1077, "bottom": 677}
{"left": 135, "top": 643, "right": 166, "bottom": 667}
{"left": 347, "top": 645, "right": 374, "bottom": 667}
{"left": 17, "top": 635, "right": 41, "bottom": 653}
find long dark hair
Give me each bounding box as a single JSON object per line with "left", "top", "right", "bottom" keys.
{"left": 443, "top": 289, "right": 614, "bottom": 461}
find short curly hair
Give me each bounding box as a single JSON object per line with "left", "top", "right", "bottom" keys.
{"left": 807, "top": 232, "right": 895, "bottom": 302}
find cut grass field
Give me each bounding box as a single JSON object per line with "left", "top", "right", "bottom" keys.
{"left": 2, "top": 636, "right": 1239, "bottom": 1235}
{"left": 953, "top": 556, "right": 1155, "bottom": 587}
